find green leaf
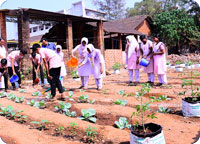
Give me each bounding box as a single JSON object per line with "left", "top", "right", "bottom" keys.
{"left": 88, "top": 117, "right": 97, "bottom": 123}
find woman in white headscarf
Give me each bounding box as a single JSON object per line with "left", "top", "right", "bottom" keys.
{"left": 125, "top": 35, "right": 141, "bottom": 86}
{"left": 56, "top": 45, "right": 67, "bottom": 84}
{"left": 87, "top": 44, "right": 105, "bottom": 90}
{"left": 72, "top": 37, "right": 92, "bottom": 89}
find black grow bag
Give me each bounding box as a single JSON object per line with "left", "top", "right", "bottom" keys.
{"left": 183, "top": 97, "right": 200, "bottom": 104}
{"left": 131, "top": 123, "right": 162, "bottom": 138}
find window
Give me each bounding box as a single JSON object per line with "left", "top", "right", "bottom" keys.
{"left": 33, "top": 27, "right": 38, "bottom": 32}
{"left": 45, "top": 24, "right": 51, "bottom": 29}
{"left": 39, "top": 25, "right": 44, "bottom": 31}
{"left": 30, "top": 28, "right": 32, "bottom": 33}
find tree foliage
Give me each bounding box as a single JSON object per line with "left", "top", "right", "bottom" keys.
{"left": 153, "top": 9, "right": 200, "bottom": 54}
{"left": 93, "top": 0, "right": 125, "bottom": 20}
{"left": 126, "top": 0, "right": 163, "bottom": 17}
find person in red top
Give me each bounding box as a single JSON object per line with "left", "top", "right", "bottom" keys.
{"left": 30, "top": 52, "right": 44, "bottom": 87}
{"left": 0, "top": 58, "right": 8, "bottom": 92}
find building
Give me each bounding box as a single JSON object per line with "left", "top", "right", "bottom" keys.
{"left": 58, "top": 0, "right": 106, "bottom": 20}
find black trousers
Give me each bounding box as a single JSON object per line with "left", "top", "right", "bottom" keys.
{"left": 49, "top": 67, "right": 63, "bottom": 97}
{"left": 0, "top": 68, "right": 8, "bottom": 90}
{"left": 32, "top": 63, "right": 44, "bottom": 84}
{"left": 8, "top": 66, "right": 21, "bottom": 87}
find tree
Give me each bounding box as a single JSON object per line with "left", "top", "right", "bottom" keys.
{"left": 93, "top": 0, "right": 126, "bottom": 20}
{"left": 153, "top": 9, "right": 200, "bottom": 54}
{"left": 126, "top": 0, "right": 163, "bottom": 18}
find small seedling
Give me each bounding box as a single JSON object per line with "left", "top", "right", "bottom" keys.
{"left": 15, "top": 96, "right": 24, "bottom": 103}
{"left": 113, "top": 99, "right": 127, "bottom": 106}
{"left": 68, "top": 122, "right": 78, "bottom": 137}
{"left": 0, "top": 92, "right": 8, "bottom": 98}
{"left": 85, "top": 125, "right": 98, "bottom": 142}
{"left": 78, "top": 95, "right": 89, "bottom": 103}
{"left": 65, "top": 91, "right": 74, "bottom": 101}
{"left": 54, "top": 102, "right": 76, "bottom": 117}
{"left": 19, "top": 89, "right": 25, "bottom": 93}
{"left": 57, "top": 125, "right": 65, "bottom": 135}
{"left": 32, "top": 91, "right": 42, "bottom": 96}
{"left": 33, "top": 100, "right": 46, "bottom": 109}
{"left": 7, "top": 93, "right": 16, "bottom": 101}
{"left": 45, "top": 93, "right": 53, "bottom": 99}
{"left": 31, "top": 120, "right": 50, "bottom": 131}
{"left": 118, "top": 90, "right": 129, "bottom": 97}
{"left": 115, "top": 117, "right": 131, "bottom": 130}
{"left": 78, "top": 109, "right": 97, "bottom": 123}
{"left": 88, "top": 99, "right": 95, "bottom": 104}
{"left": 27, "top": 99, "right": 36, "bottom": 106}
{"left": 157, "top": 107, "right": 171, "bottom": 114}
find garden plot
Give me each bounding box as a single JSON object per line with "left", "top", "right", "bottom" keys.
{"left": 0, "top": 68, "right": 199, "bottom": 144}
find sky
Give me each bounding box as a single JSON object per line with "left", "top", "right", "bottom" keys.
{"left": 0, "top": 0, "right": 142, "bottom": 40}
{"left": 0, "top": 0, "right": 141, "bottom": 12}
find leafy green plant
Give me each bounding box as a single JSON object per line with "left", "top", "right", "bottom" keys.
{"left": 0, "top": 92, "right": 8, "bottom": 98}
{"left": 57, "top": 125, "right": 65, "bottom": 135}
{"left": 33, "top": 100, "right": 46, "bottom": 109}
{"left": 114, "top": 117, "right": 131, "bottom": 130}
{"left": 85, "top": 125, "right": 98, "bottom": 142}
{"left": 78, "top": 109, "right": 97, "bottom": 123}
{"left": 0, "top": 105, "right": 27, "bottom": 121}
{"left": 70, "top": 70, "right": 79, "bottom": 78}
{"left": 175, "top": 61, "right": 184, "bottom": 65}
{"left": 186, "top": 61, "right": 193, "bottom": 66}
{"left": 131, "top": 84, "right": 161, "bottom": 133}
{"left": 45, "top": 93, "right": 53, "bottom": 99}
{"left": 113, "top": 99, "right": 127, "bottom": 106}
{"left": 19, "top": 89, "right": 25, "bottom": 93}
{"left": 112, "top": 62, "right": 121, "bottom": 70}
{"left": 32, "top": 91, "right": 42, "bottom": 96}
{"left": 68, "top": 122, "right": 78, "bottom": 137}
{"left": 180, "top": 71, "right": 200, "bottom": 101}
{"left": 88, "top": 99, "right": 95, "bottom": 104}
{"left": 78, "top": 94, "right": 89, "bottom": 103}
{"left": 27, "top": 99, "right": 36, "bottom": 106}
{"left": 54, "top": 102, "right": 76, "bottom": 117}
{"left": 31, "top": 120, "right": 50, "bottom": 131}
{"left": 157, "top": 107, "right": 171, "bottom": 114}
{"left": 118, "top": 90, "right": 130, "bottom": 97}
{"left": 65, "top": 91, "right": 74, "bottom": 101}
{"left": 15, "top": 96, "right": 24, "bottom": 103}
{"left": 7, "top": 93, "right": 16, "bottom": 101}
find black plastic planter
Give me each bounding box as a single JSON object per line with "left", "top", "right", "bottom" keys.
{"left": 130, "top": 123, "right": 166, "bottom": 144}
{"left": 182, "top": 97, "right": 200, "bottom": 117}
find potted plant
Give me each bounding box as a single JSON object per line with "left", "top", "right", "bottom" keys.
{"left": 186, "top": 61, "right": 193, "bottom": 69}
{"left": 176, "top": 61, "right": 185, "bottom": 67}
{"left": 180, "top": 71, "right": 200, "bottom": 117}
{"left": 130, "top": 84, "right": 166, "bottom": 144}
{"left": 112, "top": 63, "right": 121, "bottom": 74}
{"left": 70, "top": 70, "right": 80, "bottom": 81}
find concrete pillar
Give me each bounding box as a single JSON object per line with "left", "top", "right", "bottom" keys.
{"left": 66, "top": 18, "right": 73, "bottom": 57}
{"left": 0, "top": 12, "right": 7, "bottom": 49}
{"left": 97, "top": 21, "right": 104, "bottom": 55}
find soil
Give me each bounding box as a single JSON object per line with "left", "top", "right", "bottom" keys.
{"left": 0, "top": 68, "right": 200, "bottom": 144}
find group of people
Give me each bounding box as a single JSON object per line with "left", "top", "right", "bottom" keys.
{"left": 0, "top": 34, "right": 167, "bottom": 100}
{"left": 126, "top": 34, "right": 167, "bottom": 86}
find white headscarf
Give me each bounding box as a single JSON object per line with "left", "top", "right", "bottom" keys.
{"left": 80, "top": 37, "right": 88, "bottom": 51}
{"left": 56, "top": 45, "right": 64, "bottom": 59}
{"left": 87, "top": 44, "right": 95, "bottom": 57}
{"left": 126, "top": 35, "right": 139, "bottom": 59}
